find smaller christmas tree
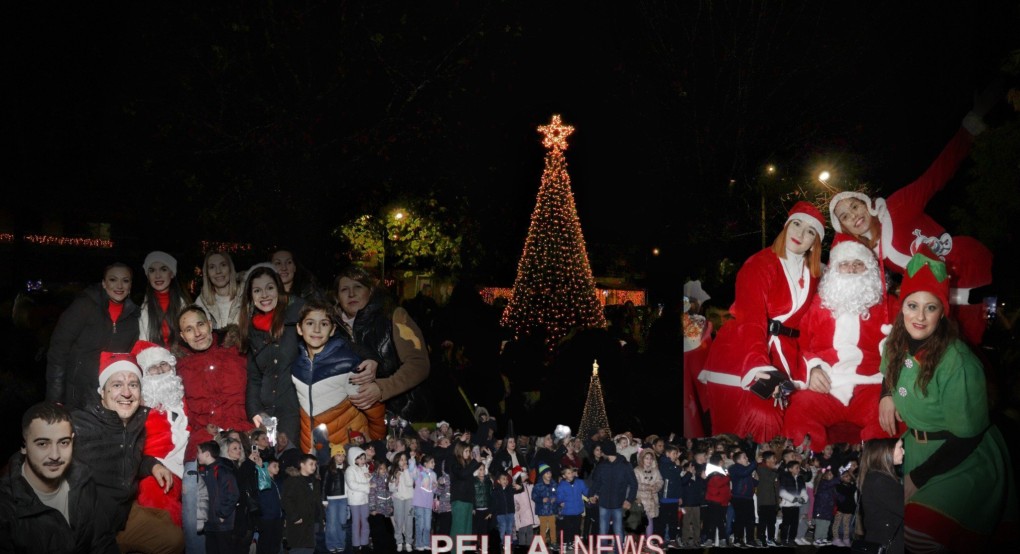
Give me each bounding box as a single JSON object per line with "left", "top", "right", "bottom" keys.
{"left": 578, "top": 359, "right": 611, "bottom": 442}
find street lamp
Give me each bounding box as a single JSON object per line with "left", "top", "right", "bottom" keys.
{"left": 761, "top": 165, "right": 778, "bottom": 248}
{"left": 380, "top": 208, "right": 407, "bottom": 287}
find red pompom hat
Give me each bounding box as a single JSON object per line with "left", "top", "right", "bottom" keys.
{"left": 97, "top": 352, "right": 142, "bottom": 393}
{"left": 786, "top": 201, "right": 826, "bottom": 241}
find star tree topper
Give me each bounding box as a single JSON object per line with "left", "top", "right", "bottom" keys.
{"left": 538, "top": 114, "right": 574, "bottom": 150}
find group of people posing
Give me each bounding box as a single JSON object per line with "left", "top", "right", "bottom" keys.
{"left": 690, "top": 109, "right": 1018, "bottom": 552}
{"left": 1, "top": 247, "right": 432, "bottom": 553}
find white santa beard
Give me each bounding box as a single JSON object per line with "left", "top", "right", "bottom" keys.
{"left": 819, "top": 266, "right": 882, "bottom": 319}
{"left": 142, "top": 372, "right": 185, "bottom": 411}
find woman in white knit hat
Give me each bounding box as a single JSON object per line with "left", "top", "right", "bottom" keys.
{"left": 139, "top": 250, "right": 192, "bottom": 347}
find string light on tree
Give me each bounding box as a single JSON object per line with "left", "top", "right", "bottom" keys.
{"left": 501, "top": 114, "right": 607, "bottom": 351}
{"left": 578, "top": 359, "right": 611, "bottom": 442}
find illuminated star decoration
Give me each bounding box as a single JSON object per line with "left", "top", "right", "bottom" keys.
{"left": 538, "top": 114, "right": 575, "bottom": 151}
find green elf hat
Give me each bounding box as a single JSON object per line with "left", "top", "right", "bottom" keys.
{"left": 899, "top": 245, "right": 950, "bottom": 310}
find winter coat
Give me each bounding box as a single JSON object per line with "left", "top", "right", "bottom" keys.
{"left": 473, "top": 476, "right": 492, "bottom": 509}
{"left": 344, "top": 464, "right": 371, "bottom": 506}
{"left": 46, "top": 285, "right": 140, "bottom": 409}
{"left": 70, "top": 404, "right": 158, "bottom": 534}
{"left": 337, "top": 297, "right": 431, "bottom": 421}
{"left": 435, "top": 472, "right": 452, "bottom": 513}
{"left": 679, "top": 468, "right": 706, "bottom": 506}
{"left": 368, "top": 472, "right": 394, "bottom": 516}
{"left": 704, "top": 472, "right": 731, "bottom": 506}
{"left": 491, "top": 448, "right": 524, "bottom": 478}
{"left": 324, "top": 465, "right": 346, "bottom": 499}
{"left": 658, "top": 457, "right": 682, "bottom": 505}
{"left": 530, "top": 447, "right": 560, "bottom": 478}
{"left": 532, "top": 479, "right": 559, "bottom": 517}
{"left": 258, "top": 478, "right": 283, "bottom": 520}
{"left": 860, "top": 472, "right": 904, "bottom": 554}
{"left": 450, "top": 460, "right": 481, "bottom": 504}
{"left": 835, "top": 480, "right": 857, "bottom": 514}
{"left": 176, "top": 342, "right": 249, "bottom": 461}
{"left": 514, "top": 482, "right": 540, "bottom": 530}
{"left": 245, "top": 297, "right": 305, "bottom": 441}
{"left": 728, "top": 461, "right": 758, "bottom": 499}
{"left": 812, "top": 476, "right": 839, "bottom": 520}
{"left": 0, "top": 452, "right": 116, "bottom": 554}
{"left": 490, "top": 483, "right": 516, "bottom": 516}
{"left": 755, "top": 464, "right": 780, "bottom": 505}
{"left": 202, "top": 457, "right": 240, "bottom": 533}
{"left": 556, "top": 477, "right": 588, "bottom": 517}
{"left": 411, "top": 460, "right": 437, "bottom": 509}
{"left": 589, "top": 456, "right": 638, "bottom": 509}
{"left": 195, "top": 291, "right": 243, "bottom": 330}
{"left": 778, "top": 471, "right": 809, "bottom": 508}
{"left": 292, "top": 336, "right": 386, "bottom": 453}
{"left": 391, "top": 467, "right": 415, "bottom": 501}
{"left": 282, "top": 473, "right": 323, "bottom": 548}
{"left": 138, "top": 296, "right": 188, "bottom": 347}
{"left": 634, "top": 467, "right": 664, "bottom": 518}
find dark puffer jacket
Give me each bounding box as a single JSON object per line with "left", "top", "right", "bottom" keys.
{"left": 46, "top": 285, "right": 140, "bottom": 409}
{"left": 245, "top": 298, "right": 305, "bottom": 443}
{"left": 338, "top": 295, "right": 430, "bottom": 422}
{"left": 0, "top": 452, "right": 117, "bottom": 553}
{"left": 71, "top": 403, "right": 158, "bottom": 535}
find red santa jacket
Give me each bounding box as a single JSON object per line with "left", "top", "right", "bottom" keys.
{"left": 177, "top": 343, "right": 250, "bottom": 461}
{"left": 699, "top": 248, "right": 816, "bottom": 388}
{"left": 795, "top": 294, "right": 899, "bottom": 405}
{"left": 872, "top": 127, "right": 992, "bottom": 290}
{"left": 138, "top": 407, "right": 186, "bottom": 525}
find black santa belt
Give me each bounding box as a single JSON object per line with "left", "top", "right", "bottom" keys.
{"left": 768, "top": 319, "right": 799, "bottom": 338}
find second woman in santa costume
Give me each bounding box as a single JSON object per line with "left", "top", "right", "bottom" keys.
{"left": 698, "top": 201, "right": 824, "bottom": 443}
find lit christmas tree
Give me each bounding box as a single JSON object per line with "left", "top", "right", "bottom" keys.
{"left": 578, "top": 360, "right": 611, "bottom": 441}
{"left": 501, "top": 114, "right": 607, "bottom": 350}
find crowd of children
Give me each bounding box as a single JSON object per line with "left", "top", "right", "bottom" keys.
{"left": 676, "top": 434, "right": 861, "bottom": 548}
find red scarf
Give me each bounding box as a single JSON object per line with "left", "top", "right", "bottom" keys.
{"left": 108, "top": 300, "right": 123, "bottom": 324}
{"left": 155, "top": 289, "right": 171, "bottom": 344}
{"left": 253, "top": 311, "right": 273, "bottom": 332}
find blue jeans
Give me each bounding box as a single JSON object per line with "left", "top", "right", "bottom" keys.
{"left": 414, "top": 506, "right": 432, "bottom": 548}
{"left": 183, "top": 460, "right": 206, "bottom": 554}
{"left": 599, "top": 507, "right": 624, "bottom": 552}
{"left": 326, "top": 498, "right": 349, "bottom": 551}
{"left": 497, "top": 513, "right": 515, "bottom": 540}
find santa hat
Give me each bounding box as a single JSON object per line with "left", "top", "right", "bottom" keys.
{"left": 98, "top": 352, "right": 143, "bottom": 392}
{"left": 829, "top": 191, "right": 878, "bottom": 234}
{"left": 511, "top": 465, "right": 526, "bottom": 481}
{"left": 242, "top": 262, "right": 277, "bottom": 289}
{"left": 786, "top": 201, "right": 826, "bottom": 241}
{"left": 899, "top": 246, "right": 950, "bottom": 312}
{"left": 330, "top": 443, "right": 346, "bottom": 458}
{"left": 143, "top": 251, "right": 178, "bottom": 276}
{"left": 437, "top": 421, "right": 450, "bottom": 429}
{"left": 349, "top": 430, "right": 365, "bottom": 441}
{"left": 131, "top": 340, "right": 176, "bottom": 374}
{"left": 828, "top": 233, "right": 876, "bottom": 270}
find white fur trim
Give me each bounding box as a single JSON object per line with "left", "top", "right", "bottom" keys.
{"left": 135, "top": 347, "right": 176, "bottom": 374}
{"left": 787, "top": 212, "right": 825, "bottom": 241}
{"left": 828, "top": 240, "right": 875, "bottom": 267}
{"left": 962, "top": 112, "right": 987, "bottom": 136}
{"left": 950, "top": 288, "right": 971, "bottom": 306}
{"left": 97, "top": 360, "right": 142, "bottom": 392}
{"left": 163, "top": 409, "right": 189, "bottom": 478}
{"left": 874, "top": 198, "right": 911, "bottom": 270}
{"left": 829, "top": 192, "right": 877, "bottom": 234}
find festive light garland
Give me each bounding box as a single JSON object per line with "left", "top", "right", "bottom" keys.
{"left": 21, "top": 234, "right": 114, "bottom": 248}
{"left": 501, "top": 115, "right": 608, "bottom": 350}
{"left": 0, "top": 233, "right": 13, "bottom": 244}
{"left": 201, "top": 240, "right": 254, "bottom": 254}
{"left": 481, "top": 286, "right": 646, "bottom": 307}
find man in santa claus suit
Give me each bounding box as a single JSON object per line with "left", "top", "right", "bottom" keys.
{"left": 782, "top": 234, "right": 904, "bottom": 450}
{"left": 132, "top": 340, "right": 190, "bottom": 527}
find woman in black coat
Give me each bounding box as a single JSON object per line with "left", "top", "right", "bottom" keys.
{"left": 857, "top": 438, "right": 904, "bottom": 554}
{"left": 239, "top": 264, "right": 304, "bottom": 446}
{"left": 46, "top": 263, "right": 139, "bottom": 409}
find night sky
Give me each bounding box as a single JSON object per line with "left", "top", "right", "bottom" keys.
{"left": 4, "top": 1, "right": 1018, "bottom": 300}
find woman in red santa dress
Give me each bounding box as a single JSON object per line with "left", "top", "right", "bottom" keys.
{"left": 132, "top": 340, "right": 190, "bottom": 528}
{"left": 698, "top": 201, "right": 825, "bottom": 443}
{"left": 781, "top": 234, "right": 903, "bottom": 450}
{"left": 828, "top": 94, "right": 999, "bottom": 346}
